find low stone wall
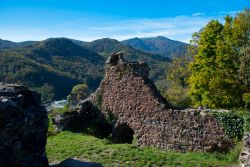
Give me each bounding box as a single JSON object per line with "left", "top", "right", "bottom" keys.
{"left": 91, "top": 53, "right": 233, "bottom": 152}
{"left": 240, "top": 133, "right": 250, "bottom": 166}
{"left": 0, "top": 84, "right": 48, "bottom": 167}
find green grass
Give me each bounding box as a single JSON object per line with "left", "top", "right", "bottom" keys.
{"left": 46, "top": 131, "right": 241, "bottom": 167}
{"left": 47, "top": 114, "right": 57, "bottom": 136}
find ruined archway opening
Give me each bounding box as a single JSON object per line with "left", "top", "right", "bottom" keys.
{"left": 112, "top": 123, "right": 134, "bottom": 144}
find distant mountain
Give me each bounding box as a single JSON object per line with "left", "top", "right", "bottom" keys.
{"left": 70, "top": 38, "right": 88, "bottom": 46}
{"left": 24, "top": 38, "right": 104, "bottom": 65}
{"left": 82, "top": 38, "right": 169, "bottom": 61}
{"left": 0, "top": 51, "right": 78, "bottom": 101}
{"left": 81, "top": 38, "right": 170, "bottom": 89}
{"left": 122, "top": 36, "right": 188, "bottom": 59}
{"left": 0, "top": 37, "right": 174, "bottom": 102}
{"left": 0, "top": 39, "right": 18, "bottom": 49}
{"left": 0, "top": 38, "right": 105, "bottom": 101}
{"left": 0, "top": 39, "right": 38, "bottom": 49}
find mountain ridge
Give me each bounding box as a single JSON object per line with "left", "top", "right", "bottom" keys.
{"left": 0, "top": 36, "right": 188, "bottom": 59}
{"left": 0, "top": 36, "right": 187, "bottom": 102}
{"left": 0, "top": 38, "right": 105, "bottom": 101}
{"left": 80, "top": 38, "right": 171, "bottom": 91}
{"left": 122, "top": 36, "right": 188, "bottom": 59}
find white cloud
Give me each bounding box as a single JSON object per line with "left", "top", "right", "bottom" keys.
{"left": 0, "top": 12, "right": 231, "bottom": 43}
{"left": 81, "top": 15, "right": 223, "bottom": 43}
{"left": 192, "top": 13, "right": 206, "bottom": 16}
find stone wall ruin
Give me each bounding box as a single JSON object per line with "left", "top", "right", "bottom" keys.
{"left": 91, "top": 52, "right": 234, "bottom": 152}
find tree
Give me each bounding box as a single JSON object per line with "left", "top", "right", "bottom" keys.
{"left": 236, "top": 10, "right": 250, "bottom": 92}
{"left": 210, "top": 16, "right": 244, "bottom": 108}
{"left": 240, "top": 45, "right": 250, "bottom": 91}
{"left": 188, "top": 9, "right": 250, "bottom": 108}
{"left": 239, "top": 29, "right": 250, "bottom": 109}
{"left": 67, "top": 84, "right": 90, "bottom": 105}
{"left": 165, "top": 51, "right": 194, "bottom": 107}
{"left": 188, "top": 20, "right": 223, "bottom": 108}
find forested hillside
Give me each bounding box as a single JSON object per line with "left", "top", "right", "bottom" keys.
{"left": 122, "top": 36, "right": 188, "bottom": 59}
{"left": 0, "top": 51, "right": 78, "bottom": 101}
{"left": 82, "top": 38, "right": 170, "bottom": 89}
{"left": 0, "top": 39, "right": 38, "bottom": 49}
{"left": 0, "top": 38, "right": 174, "bottom": 102}
{"left": 0, "top": 38, "right": 105, "bottom": 102}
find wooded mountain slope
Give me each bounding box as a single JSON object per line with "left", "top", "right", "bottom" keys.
{"left": 122, "top": 36, "right": 188, "bottom": 59}
{"left": 0, "top": 37, "right": 187, "bottom": 102}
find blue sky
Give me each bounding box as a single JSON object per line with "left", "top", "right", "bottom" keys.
{"left": 0, "top": 0, "right": 249, "bottom": 42}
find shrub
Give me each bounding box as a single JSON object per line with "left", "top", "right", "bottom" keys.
{"left": 214, "top": 112, "right": 244, "bottom": 142}
{"left": 245, "top": 116, "right": 250, "bottom": 132}
{"left": 67, "top": 84, "right": 90, "bottom": 106}
{"left": 243, "top": 93, "right": 250, "bottom": 109}
{"left": 231, "top": 109, "right": 250, "bottom": 133}
{"left": 96, "top": 91, "right": 103, "bottom": 108}
{"left": 106, "top": 109, "right": 116, "bottom": 125}
{"left": 164, "top": 81, "right": 191, "bottom": 108}
{"left": 47, "top": 114, "right": 57, "bottom": 136}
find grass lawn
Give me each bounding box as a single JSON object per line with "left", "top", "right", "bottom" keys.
{"left": 46, "top": 131, "right": 241, "bottom": 167}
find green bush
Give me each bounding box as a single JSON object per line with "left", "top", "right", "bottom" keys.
{"left": 67, "top": 84, "right": 90, "bottom": 106}
{"left": 164, "top": 81, "right": 191, "bottom": 108}
{"left": 96, "top": 92, "right": 103, "bottom": 108}
{"left": 214, "top": 112, "right": 244, "bottom": 141}
{"left": 47, "top": 114, "right": 57, "bottom": 136}
{"left": 243, "top": 93, "right": 250, "bottom": 109}
{"left": 231, "top": 109, "right": 250, "bottom": 133}
{"left": 245, "top": 116, "right": 250, "bottom": 132}
{"left": 105, "top": 109, "right": 116, "bottom": 125}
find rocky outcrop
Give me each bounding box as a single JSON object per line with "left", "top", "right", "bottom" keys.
{"left": 0, "top": 83, "right": 48, "bottom": 167}
{"left": 240, "top": 133, "right": 250, "bottom": 166}
{"left": 90, "top": 52, "right": 233, "bottom": 152}
{"left": 53, "top": 100, "right": 111, "bottom": 138}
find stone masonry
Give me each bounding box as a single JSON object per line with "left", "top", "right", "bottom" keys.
{"left": 91, "top": 52, "right": 233, "bottom": 152}
{"left": 240, "top": 133, "right": 250, "bottom": 166}
{"left": 0, "top": 83, "right": 48, "bottom": 167}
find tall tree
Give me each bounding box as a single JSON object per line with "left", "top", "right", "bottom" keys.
{"left": 188, "top": 20, "right": 223, "bottom": 107}
{"left": 236, "top": 9, "right": 250, "bottom": 108}
{"left": 211, "top": 16, "right": 244, "bottom": 108}
{"left": 236, "top": 10, "right": 250, "bottom": 91}
{"left": 165, "top": 48, "right": 194, "bottom": 107}
{"left": 188, "top": 9, "right": 250, "bottom": 108}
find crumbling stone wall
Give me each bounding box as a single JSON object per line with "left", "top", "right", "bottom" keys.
{"left": 0, "top": 84, "right": 48, "bottom": 167}
{"left": 53, "top": 100, "right": 112, "bottom": 138}
{"left": 91, "top": 52, "right": 233, "bottom": 152}
{"left": 240, "top": 133, "right": 250, "bottom": 166}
